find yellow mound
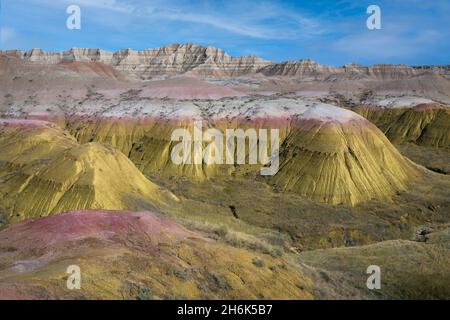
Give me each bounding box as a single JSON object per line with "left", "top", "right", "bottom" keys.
{"left": 0, "top": 121, "right": 177, "bottom": 222}
{"left": 271, "top": 118, "right": 420, "bottom": 205}
{"left": 299, "top": 227, "right": 450, "bottom": 299}
{"left": 355, "top": 106, "right": 450, "bottom": 147}
{"left": 66, "top": 109, "right": 420, "bottom": 206}
{"left": 70, "top": 119, "right": 241, "bottom": 180}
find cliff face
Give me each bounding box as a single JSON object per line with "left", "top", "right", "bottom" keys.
{"left": 344, "top": 63, "right": 419, "bottom": 80}
{"left": 258, "top": 60, "right": 343, "bottom": 78}
{"left": 112, "top": 44, "right": 270, "bottom": 76}
{"left": 259, "top": 61, "right": 426, "bottom": 80}
{"left": 1, "top": 44, "right": 446, "bottom": 79}
{"left": 0, "top": 44, "right": 271, "bottom": 77}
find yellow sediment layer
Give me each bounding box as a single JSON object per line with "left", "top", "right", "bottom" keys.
{"left": 0, "top": 210, "right": 315, "bottom": 299}
{"left": 68, "top": 119, "right": 291, "bottom": 180}
{"left": 0, "top": 123, "right": 177, "bottom": 222}
{"left": 270, "top": 119, "right": 420, "bottom": 205}
{"left": 354, "top": 107, "right": 450, "bottom": 147}
{"left": 68, "top": 115, "right": 419, "bottom": 206}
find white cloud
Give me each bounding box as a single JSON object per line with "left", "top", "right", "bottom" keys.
{"left": 1, "top": 27, "right": 17, "bottom": 47}
{"left": 21, "top": 0, "right": 322, "bottom": 40}
{"left": 25, "top": 0, "right": 132, "bottom": 13}
{"left": 331, "top": 29, "right": 443, "bottom": 61}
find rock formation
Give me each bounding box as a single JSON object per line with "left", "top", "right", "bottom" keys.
{"left": 62, "top": 98, "right": 420, "bottom": 206}
{"left": 271, "top": 105, "right": 419, "bottom": 205}
{"left": 0, "top": 119, "right": 177, "bottom": 222}
{"left": 1, "top": 44, "right": 447, "bottom": 79}
{"left": 354, "top": 103, "right": 450, "bottom": 147}
{"left": 0, "top": 44, "right": 271, "bottom": 78}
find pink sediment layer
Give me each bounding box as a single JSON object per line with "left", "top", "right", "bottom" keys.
{"left": 87, "top": 115, "right": 296, "bottom": 126}
{"left": 0, "top": 210, "right": 195, "bottom": 250}
{"left": 413, "top": 102, "right": 448, "bottom": 111}
{"left": 0, "top": 118, "right": 56, "bottom": 128}
{"left": 0, "top": 113, "right": 371, "bottom": 130}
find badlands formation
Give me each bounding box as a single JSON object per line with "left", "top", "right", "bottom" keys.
{"left": 0, "top": 44, "right": 449, "bottom": 299}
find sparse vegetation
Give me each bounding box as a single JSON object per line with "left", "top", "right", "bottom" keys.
{"left": 182, "top": 220, "right": 285, "bottom": 257}
{"left": 124, "top": 281, "right": 153, "bottom": 300}
{"left": 252, "top": 257, "right": 265, "bottom": 267}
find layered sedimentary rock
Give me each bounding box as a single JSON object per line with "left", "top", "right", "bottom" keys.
{"left": 0, "top": 44, "right": 271, "bottom": 78}
{"left": 0, "top": 119, "right": 177, "bottom": 222}
{"left": 61, "top": 98, "right": 420, "bottom": 206}
{"left": 259, "top": 61, "right": 424, "bottom": 80}
{"left": 300, "top": 227, "right": 450, "bottom": 299}
{"left": 2, "top": 44, "right": 446, "bottom": 79}
{"left": 271, "top": 105, "right": 419, "bottom": 205}
{"left": 0, "top": 210, "right": 313, "bottom": 299}
{"left": 343, "top": 63, "right": 419, "bottom": 80}
{"left": 258, "top": 60, "right": 343, "bottom": 78}
{"left": 354, "top": 102, "right": 450, "bottom": 147}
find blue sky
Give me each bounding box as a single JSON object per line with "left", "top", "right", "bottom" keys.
{"left": 1, "top": 0, "right": 449, "bottom": 66}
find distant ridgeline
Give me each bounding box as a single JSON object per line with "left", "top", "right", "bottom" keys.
{"left": 1, "top": 44, "right": 449, "bottom": 79}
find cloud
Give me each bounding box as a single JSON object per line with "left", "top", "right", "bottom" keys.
{"left": 21, "top": 0, "right": 323, "bottom": 40}
{"left": 332, "top": 30, "right": 439, "bottom": 60}
{"left": 4, "top": 0, "right": 449, "bottom": 65}
{"left": 26, "top": 0, "right": 133, "bottom": 13}
{"left": 328, "top": 6, "right": 450, "bottom": 64}
{"left": 1, "top": 27, "right": 18, "bottom": 47}
{"left": 133, "top": 1, "right": 325, "bottom": 40}
{"left": 142, "top": 8, "right": 288, "bottom": 39}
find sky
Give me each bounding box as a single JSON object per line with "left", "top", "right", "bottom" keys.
{"left": 0, "top": 0, "right": 449, "bottom": 66}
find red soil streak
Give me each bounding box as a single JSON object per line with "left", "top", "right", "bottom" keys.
{"left": 16, "top": 113, "right": 66, "bottom": 125}
{"left": 413, "top": 102, "right": 448, "bottom": 111}
{"left": 0, "top": 285, "right": 38, "bottom": 300}
{"left": 0, "top": 118, "right": 56, "bottom": 129}
{"left": 0, "top": 210, "right": 196, "bottom": 251}
{"left": 57, "top": 61, "right": 121, "bottom": 79}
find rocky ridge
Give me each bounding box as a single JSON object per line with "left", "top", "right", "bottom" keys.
{"left": 1, "top": 44, "right": 448, "bottom": 79}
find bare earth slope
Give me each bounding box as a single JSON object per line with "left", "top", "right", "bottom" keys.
{"left": 0, "top": 119, "right": 177, "bottom": 223}
{"left": 0, "top": 44, "right": 449, "bottom": 300}
{"left": 299, "top": 226, "right": 450, "bottom": 299}
{"left": 0, "top": 210, "right": 313, "bottom": 300}
{"left": 272, "top": 105, "right": 419, "bottom": 205}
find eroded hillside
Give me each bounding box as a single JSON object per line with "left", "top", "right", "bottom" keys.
{"left": 0, "top": 46, "right": 449, "bottom": 299}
